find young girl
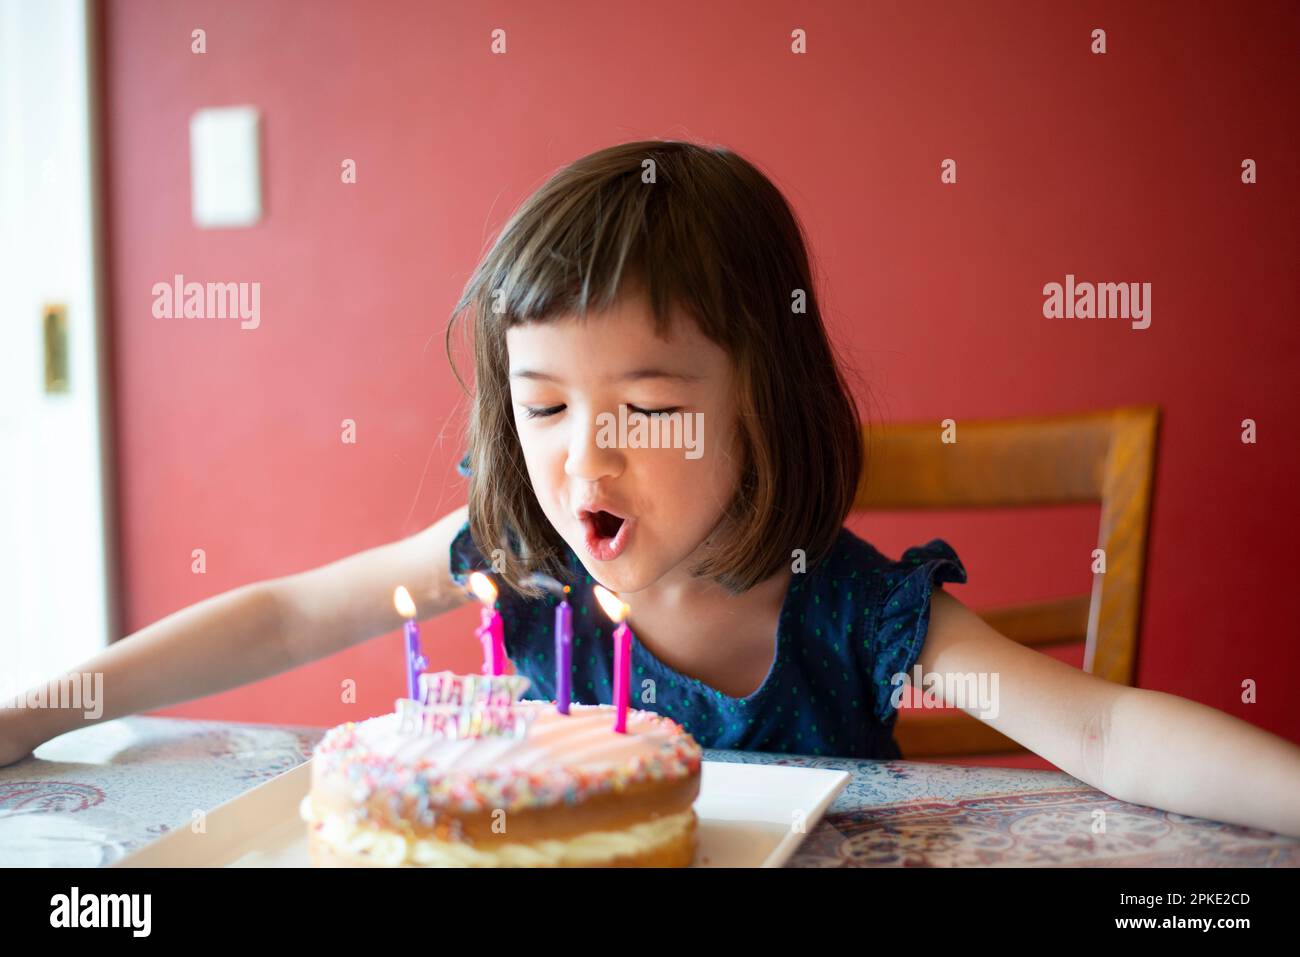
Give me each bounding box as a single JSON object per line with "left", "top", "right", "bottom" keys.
{"left": 3, "top": 140, "right": 1298, "bottom": 840}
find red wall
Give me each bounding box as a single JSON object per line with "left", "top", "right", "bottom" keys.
{"left": 102, "top": 1, "right": 1300, "bottom": 760}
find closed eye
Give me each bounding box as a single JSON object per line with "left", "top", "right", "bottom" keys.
{"left": 523, "top": 404, "right": 682, "bottom": 419}
{"left": 524, "top": 404, "right": 566, "bottom": 419}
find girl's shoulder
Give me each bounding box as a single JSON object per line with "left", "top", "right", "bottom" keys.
{"left": 805, "top": 525, "right": 968, "bottom": 637}
{"left": 447, "top": 514, "right": 484, "bottom": 587}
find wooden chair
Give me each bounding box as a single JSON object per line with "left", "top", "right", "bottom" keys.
{"left": 854, "top": 405, "right": 1161, "bottom": 757}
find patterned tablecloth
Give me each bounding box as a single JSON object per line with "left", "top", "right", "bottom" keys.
{"left": 0, "top": 716, "right": 1295, "bottom": 867}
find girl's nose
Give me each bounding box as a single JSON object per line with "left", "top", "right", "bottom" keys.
{"left": 564, "top": 410, "right": 623, "bottom": 482}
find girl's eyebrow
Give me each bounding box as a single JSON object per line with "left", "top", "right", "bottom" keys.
{"left": 509, "top": 368, "right": 704, "bottom": 384}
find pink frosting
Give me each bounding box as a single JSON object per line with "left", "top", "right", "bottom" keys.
{"left": 356, "top": 701, "right": 679, "bottom": 771}
{"left": 313, "top": 700, "right": 701, "bottom": 817}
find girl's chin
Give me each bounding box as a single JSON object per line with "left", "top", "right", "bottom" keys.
{"left": 576, "top": 558, "right": 658, "bottom": 597}
{"left": 582, "top": 566, "right": 643, "bottom": 594}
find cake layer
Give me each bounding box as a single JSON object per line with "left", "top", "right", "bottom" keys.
{"left": 308, "top": 760, "right": 699, "bottom": 843}
{"left": 303, "top": 802, "right": 697, "bottom": 867}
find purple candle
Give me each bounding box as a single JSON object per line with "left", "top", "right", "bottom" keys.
{"left": 555, "top": 586, "right": 572, "bottom": 714}
{"left": 393, "top": 586, "right": 426, "bottom": 701}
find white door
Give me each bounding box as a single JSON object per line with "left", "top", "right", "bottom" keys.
{"left": 0, "top": 0, "right": 115, "bottom": 700}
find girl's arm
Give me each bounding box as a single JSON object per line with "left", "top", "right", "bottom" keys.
{"left": 916, "top": 588, "right": 1300, "bottom": 838}
{"left": 0, "top": 505, "right": 472, "bottom": 764}
{"left": 1101, "top": 687, "right": 1300, "bottom": 838}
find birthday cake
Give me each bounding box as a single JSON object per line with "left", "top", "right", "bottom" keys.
{"left": 298, "top": 672, "right": 703, "bottom": 867}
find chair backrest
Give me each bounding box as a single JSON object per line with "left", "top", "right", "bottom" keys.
{"left": 855, "top": 404, "right": 1161, "bottom": 757}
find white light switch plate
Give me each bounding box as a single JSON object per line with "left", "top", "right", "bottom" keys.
{"left": 190, "top": 106, "right": 262, "bottom": 228}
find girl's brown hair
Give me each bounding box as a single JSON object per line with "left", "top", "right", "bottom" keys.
{"left": 445, "top": 139, "right": 865, "bottom": 600}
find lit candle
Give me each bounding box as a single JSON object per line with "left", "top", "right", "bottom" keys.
{"left": 468, "top": 571, "right": 507, "bottom": 676}
{"left": 593, "top": 585, "right": 632, "bottom": 734}
{"left": 393, "top": 586, "right": 426, "bottom": 702}
{"left": 555, "top": 585, "right": 572, "bottom": 714}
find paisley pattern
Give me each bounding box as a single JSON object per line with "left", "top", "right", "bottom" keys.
{"left": 704, "top": 751, "right": 1300, "bottom": 867}
{"left": 0, "top": 781, "right": 105, "bottom": 813}
{"left": 0, "top": 717, "right": 318, "bottom": 866}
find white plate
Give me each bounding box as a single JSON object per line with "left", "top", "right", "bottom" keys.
{"left": 113, "top": 759, "right": 848, "bottom": 868}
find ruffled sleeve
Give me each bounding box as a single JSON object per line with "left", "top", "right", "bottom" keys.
{"left": 448, "top": 517, "right": 491, "bottom": 588}
{"left": 866, "top": 539, "right": 968, "bottom": 724}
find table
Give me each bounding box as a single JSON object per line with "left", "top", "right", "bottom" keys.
{"left": 1, "top": 716, "right": 1295, "bottom": 867}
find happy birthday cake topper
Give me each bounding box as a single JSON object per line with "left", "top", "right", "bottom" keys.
{"left": 395, "top": 670, "right": 536, "bottom": 740}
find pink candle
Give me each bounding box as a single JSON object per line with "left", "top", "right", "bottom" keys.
{"left": 477, "top": 607, "right": 506, "bottom": 676}
{"left": 393, "top": 586, "right": 426, "bottom": 701}
{"left": 593, "top": 585, "right": 633, "bottom": 734}
{"left": 611, "top": 622, "right": 631, "bottom": 733}
{"left": 469, "top": 572, "right": 507, "bottom": 676}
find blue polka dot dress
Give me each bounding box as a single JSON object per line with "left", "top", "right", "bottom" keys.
{"left": 447, "top": 515, "right": 967, "bottom": 760}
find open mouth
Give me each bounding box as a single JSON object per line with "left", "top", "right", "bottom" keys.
{"left": 588, "top": 510, "right": 625, "bottom": 540}
{"left": 579, "top": 509, "right": 634, "bottom": 560}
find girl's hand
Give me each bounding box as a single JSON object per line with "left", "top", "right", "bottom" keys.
{"left": 0, "top": 712, "right": 36, "bottom": 767}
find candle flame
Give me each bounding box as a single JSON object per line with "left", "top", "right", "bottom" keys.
{"left": 468, "top": 571, "right": 498, "bottom": 605}
{"left": 393, "top": 585, "right": 417, "bottom": 619}
{"left": 592, "top": 584, "right": 629, "bottom": 623}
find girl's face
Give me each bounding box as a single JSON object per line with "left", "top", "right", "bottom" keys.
{"left": 505, "top": 292, "right": 743, "bottom": 596}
